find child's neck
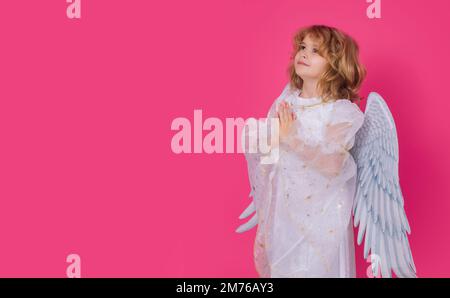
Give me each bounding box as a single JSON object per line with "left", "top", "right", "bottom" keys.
{"left": 300, "top": 80, "right": 320, "bottom": 99}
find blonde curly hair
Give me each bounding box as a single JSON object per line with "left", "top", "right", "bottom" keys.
{"left": 287, "top": 25, "right": 366, "bottom": 103}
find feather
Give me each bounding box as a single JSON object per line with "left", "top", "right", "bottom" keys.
{"left": 239, "top": 200, "right": 256, "bottom": 219}
{"left": 235, "top": 212, "right": 258, "bottom": 233}
{"left": 351, "top": 92, "right": 416, "bottom": 278}
{"left": 357, "top": 202, "right": 368, "bottom": 245}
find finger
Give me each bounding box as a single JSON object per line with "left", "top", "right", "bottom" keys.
{"left": 278, "top": 103, "right": 286, "bottom": 120}
{"left": 281, "top": 103, "right": 288, "bottom": 123}
{"left": 277, "top": 103, "right": 282, "bottom": 118}
{"left": 286, "top": 104, "right": 296, "bottom": 121}
{"left": 284, "top": 103, "right": 291, "bottom": 119}
{"left": 279, "top": 103, "right": 286, "bottom": 123}
{"left": 284, "top": 102, "right": 290, "bottom": 115}
{"left": 285, "top": 102, "right": 292, "bottom": 116}
{"left": 290, "top": 105, "right": 296, "bottom": 120}
{"left": 277, "top": 107, "right": 283, "bottom": 123}
{"left": 277, "top": 110, "right": 284, "bottom": 129}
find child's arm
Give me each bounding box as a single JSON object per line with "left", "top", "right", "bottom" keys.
{"left": 281, "top": 100, "right": 364, "bottom": 178}
{"left": 282, "top": 124, "right": 351, "bottom": 178}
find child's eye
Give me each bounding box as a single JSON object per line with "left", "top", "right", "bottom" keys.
{"left": 299, "top": 45, "right": 318, "bottom": 54}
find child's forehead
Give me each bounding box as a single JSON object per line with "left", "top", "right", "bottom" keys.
{"left": 301, "top": 34, "right": 322, "bottom": 47}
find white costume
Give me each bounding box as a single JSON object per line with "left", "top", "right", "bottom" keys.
{"left": 236, "top": 83, "right": 416, "bottom": 278}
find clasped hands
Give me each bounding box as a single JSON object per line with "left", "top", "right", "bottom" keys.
{"left": 277, "top": 100, "right": 298, "bottom": 142}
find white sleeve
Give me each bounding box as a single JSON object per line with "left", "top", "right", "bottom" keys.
{"left": 282, "top": 100, "right": 365, "bottom": 178}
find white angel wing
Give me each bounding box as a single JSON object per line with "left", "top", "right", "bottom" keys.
{"left": 235, "top": 124, "right": 271, "bottom": 234}
{"left": 350, "top": 92, "right": 417, "bottom": 278}
{"left": 235, "top": 82, "right": 292, "bottom": 234}
{"left": 235, "top": 127, "right": 263, "bottom": 234}
{"left": 235, "top": 192, "right": 258, "bottom": 233}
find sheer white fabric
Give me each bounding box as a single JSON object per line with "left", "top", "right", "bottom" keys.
{"left": 243, "top": 83, "right": 364, "bottom": 277}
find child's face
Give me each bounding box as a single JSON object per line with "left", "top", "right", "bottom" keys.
{"left": 294, "top": 35, "right": 329, "bottom": 81}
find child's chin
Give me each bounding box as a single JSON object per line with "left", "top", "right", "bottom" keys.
{"left": 295, "top": 67, "right": 308, "bottom": 74}
{"left": 295, "top": 70, "right": 309, "bottom": 79}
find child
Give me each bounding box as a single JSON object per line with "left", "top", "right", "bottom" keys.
{"left": 241, "top": 25, "right": 367, "bottom": 277}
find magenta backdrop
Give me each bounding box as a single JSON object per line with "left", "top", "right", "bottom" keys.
{"left": 0, "top": 0, "right": 449, "bottom": 277}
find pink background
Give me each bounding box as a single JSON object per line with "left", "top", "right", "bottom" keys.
{"left": 0, "top": 0, "right": 449, "bottom": 277}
